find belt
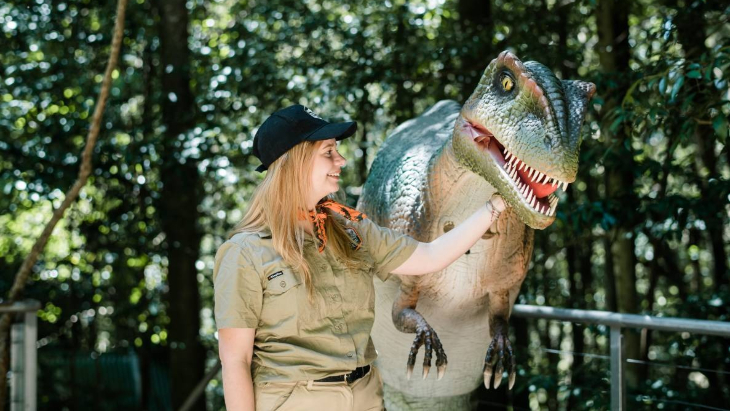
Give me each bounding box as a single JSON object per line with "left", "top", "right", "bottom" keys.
{"left": 314, "top": 365, "right": 371, "bottom": 384}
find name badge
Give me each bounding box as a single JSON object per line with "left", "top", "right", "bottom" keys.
{"left": 267, "top": 271, "right": 284, "bottom": 281}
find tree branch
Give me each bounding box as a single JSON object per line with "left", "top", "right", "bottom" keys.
{"left": 0, "top": 0, "right": 129, "bottom": 408}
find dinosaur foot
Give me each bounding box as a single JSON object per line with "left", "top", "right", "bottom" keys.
{"left": 483, "top": 321, "right": 516, "bottom": 390}
{"left": 406, "top": 323, "right": 448, "bottom": 380}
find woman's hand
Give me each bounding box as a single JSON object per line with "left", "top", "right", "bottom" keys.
{"left": 489, "top": 194, "right": 506, "bottom": 213}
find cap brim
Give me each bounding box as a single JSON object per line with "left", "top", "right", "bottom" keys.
{"left": 255, "top": 164, "right": 267, "bottom": 172}
{"left": 305, "top": 121, "right": 357, "bottom": 142}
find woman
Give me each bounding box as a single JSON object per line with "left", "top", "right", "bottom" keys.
{"left": 213, "top": 104, "right": 506, "bottom": 411}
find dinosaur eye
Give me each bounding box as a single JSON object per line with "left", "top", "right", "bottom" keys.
{"left": 501, "top": 74, "right": 515, "bottom": 92}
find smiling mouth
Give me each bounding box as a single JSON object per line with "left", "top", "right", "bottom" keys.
{"left": 327, "top": 173, "right": 340, "bottom": 178}
{"left": 464, "top": 121, "right": 570, "bottom": 216}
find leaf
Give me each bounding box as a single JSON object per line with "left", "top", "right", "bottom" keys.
{"left": 670, "top": 75, "right": 685, "bottom": 102}
{"left": 686, "top": 70, "right": 701, "bottom": 79}
{"left": 609, "top": 115, "right": 624, "bottom": 133}
{"left": 658, "top": 77, "right": 667, "bottom": 94}
{"left": 713, "top": 115, "right": 728, "bottom": 144}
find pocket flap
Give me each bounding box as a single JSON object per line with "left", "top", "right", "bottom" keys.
{"left": 264, "top": 270, "right": 300, "bottom": 294}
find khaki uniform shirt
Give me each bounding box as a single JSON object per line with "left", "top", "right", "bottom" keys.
{"left": 213, "top": 218, "right": 419, "bottom": 383}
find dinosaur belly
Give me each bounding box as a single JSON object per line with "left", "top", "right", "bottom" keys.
{"left": 372, "top": 270, "right": 492, "bottom": 397}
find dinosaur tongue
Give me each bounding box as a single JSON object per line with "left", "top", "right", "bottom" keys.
{"left": 514, "top": 161, "right": 559, "bottom": 198}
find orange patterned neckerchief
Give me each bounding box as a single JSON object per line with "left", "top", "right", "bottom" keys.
{"left": 307, "top": 199, "right": 367, "bottom": 253}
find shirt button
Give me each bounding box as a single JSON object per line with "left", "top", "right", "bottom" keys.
{"left": 280, "top": 281, "right": 286, "bottom": 288}
{"left": 347, "top": 352, "right": 354, "bottom": 358}
{"left": 331, "top": 294, "right": 339, "bottom": 302}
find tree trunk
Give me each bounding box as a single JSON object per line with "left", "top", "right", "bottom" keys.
{"left": 672, "top": 0, "right": 728, "bottom": 290}
{"left": 602, "top": 172, "right": 618, "bottom": 313}
{"left": 155, "top": 0, "right": 206, "bottom": 409}
{"left": 596, "top": 0, "right": 641, "bottom": 389}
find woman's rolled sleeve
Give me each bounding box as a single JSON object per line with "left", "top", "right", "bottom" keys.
{"left": 355, "top": 218, "right": 419, "bottom": 282}
{"left": 213, "top": 242, "right": 263, "bottom": 329}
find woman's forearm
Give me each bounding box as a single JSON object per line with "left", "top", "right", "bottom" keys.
{"left": 222, "top": 360, "right": 255, "bottom": 411}
{"left": 393, "top": 200, "right": 502, "bottom": 276}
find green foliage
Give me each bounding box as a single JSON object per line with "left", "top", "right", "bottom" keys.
{"left": 1, "top": 0, "right": 728, "bottom": 409}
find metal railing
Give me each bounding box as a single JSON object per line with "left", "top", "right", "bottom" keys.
{"left": 180, "top": 304, "right": 730, "bottom": 410}
{"left": 512, "top": 304, "right": 730, "bottom": 411}
{"left": 3, "top": 299, "right": 41, "bottom": 411}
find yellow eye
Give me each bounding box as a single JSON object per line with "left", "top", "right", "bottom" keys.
{"left": 501, "top": 75, "right": 514, "bottom": 91}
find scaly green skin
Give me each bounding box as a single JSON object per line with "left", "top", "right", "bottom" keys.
{"left": 359, "top": 51, "right": 594, "bottom": 410}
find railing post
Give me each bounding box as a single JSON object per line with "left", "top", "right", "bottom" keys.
{"left": 10, "top": 318, "right": 24, "bottom": 411}
{"left": 23, "top": 309, "right": 37, "bottom": 411}
{"left": 610, "top": 326, "right": 625, "bottom": 411}
{"left": 8, "top": 301, "right": 39, "bottom": 411}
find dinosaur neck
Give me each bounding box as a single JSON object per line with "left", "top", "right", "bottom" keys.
{"left": 425, "top": 138, "right": 487, "bottom": 217}
{"left": 431, "top": 139, "right": 466, "bottom": 181}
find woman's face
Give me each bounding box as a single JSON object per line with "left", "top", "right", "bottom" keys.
{"left": 308, "top": 139, "right": 346, "bottom": 207}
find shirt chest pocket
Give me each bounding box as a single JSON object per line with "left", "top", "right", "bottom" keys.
{"left": 260, "top": 269, "right": 302, "bottom": 335}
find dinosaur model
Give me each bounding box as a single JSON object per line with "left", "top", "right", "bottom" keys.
{"left": 357, "top": 51, "right": 595, "bottom": 410}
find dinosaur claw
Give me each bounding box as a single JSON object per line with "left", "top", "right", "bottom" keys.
{"left": 493, "top": 370, "right": 503, "bottom": 388}
{"left": 508, "top": 371, "right": 516, "bottom": 390}
{"left": 437, "top": 365, "right": 446, "bottom": 380}
{"left": 406, "top": 364, "right": 414, "bottom": 380}
{"left": 422, "top": 365, "right": 430, "bottom": 379}
{"left": 483, "top": 369, "right": 493, "bottom": 389}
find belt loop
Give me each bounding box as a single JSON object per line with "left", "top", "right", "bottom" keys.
{"left": 307, "top": 379, "right": 314, "bottom": 390}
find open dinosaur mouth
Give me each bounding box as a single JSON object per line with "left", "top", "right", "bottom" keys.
{"left": 466, "top": 122, "right": 569, "bottom": 216}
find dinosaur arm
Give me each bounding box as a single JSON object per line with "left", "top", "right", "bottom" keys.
{"left": 392, "top": 280, "right": 448, "bottom": 379}
{"left": 392, "top": 198, "right": 505, "bottom": 276}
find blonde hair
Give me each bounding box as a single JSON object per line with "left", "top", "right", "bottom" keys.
{"left": 230, "top": 141, "right": 362, "bottom": 296}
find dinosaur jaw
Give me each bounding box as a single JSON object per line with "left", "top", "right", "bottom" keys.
{"left": 459, "top": 119, "right": 570, "bottom": 227}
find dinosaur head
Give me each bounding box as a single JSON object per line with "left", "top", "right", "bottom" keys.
{"left": 452, "top": 51, "right": 595, "bottom": 230}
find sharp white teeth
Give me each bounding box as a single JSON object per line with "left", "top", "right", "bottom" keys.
{"left": 553, "top": 180, "right": 558, "bottom": 188}
{"left": 519, "top": 162, "right": 525, "bottom": 171}
{"left": 536, "top": 172, "right": 543, "bottom": 182}
{"left": 505, "top": 151, "right": 512, "bottom": 161}
{"left": 563, "top": 182, "right": 569, "bottom": 191}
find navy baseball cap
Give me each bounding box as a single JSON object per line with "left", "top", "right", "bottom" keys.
{"left": 252, "top": 105, "right": 357, "bottom": 172}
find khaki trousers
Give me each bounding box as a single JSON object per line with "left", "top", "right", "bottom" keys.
{"left": 254, "top": 366, "right": 384, "bottom": 411}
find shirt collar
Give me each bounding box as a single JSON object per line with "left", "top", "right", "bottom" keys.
{"left": 255, "top": 226, "right": 315, "bottom": 243}
{"left": 257, "top": 227, "right": 272, "bottom": 239}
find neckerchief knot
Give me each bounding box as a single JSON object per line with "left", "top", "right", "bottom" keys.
{"left": 307, "top": 200, "right": 366, "bottom": 253}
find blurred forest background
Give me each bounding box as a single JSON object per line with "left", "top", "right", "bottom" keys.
{"left": 1, "top": 0, "right": 729, "bottom": 409}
